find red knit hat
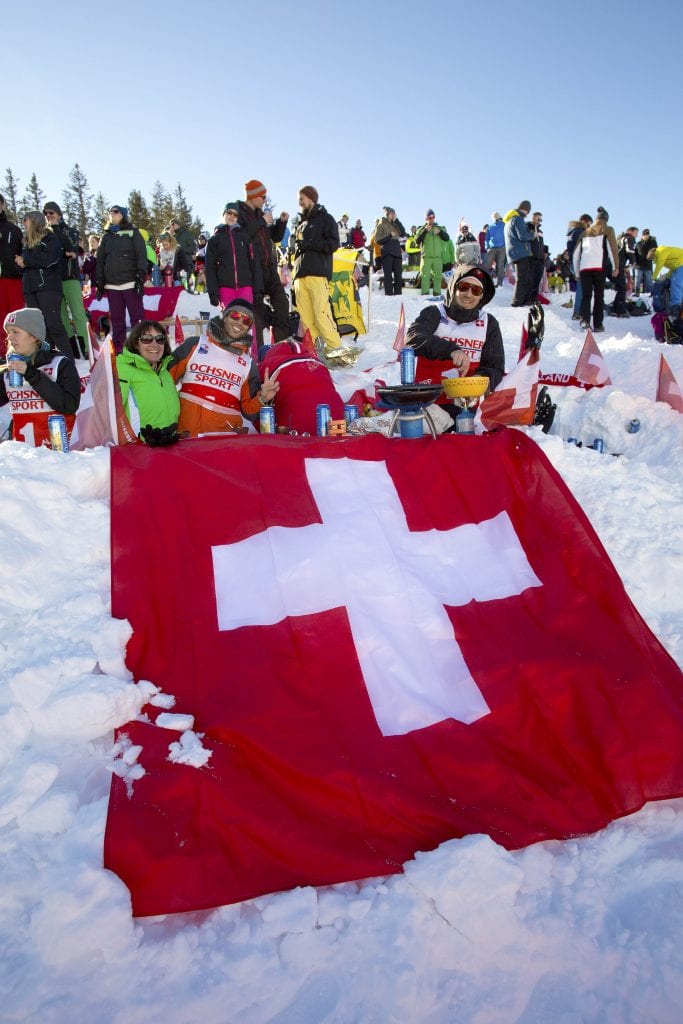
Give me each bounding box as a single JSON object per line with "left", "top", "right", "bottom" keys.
{"left": 244, "top": 179, "right": 267, "bottom": 200}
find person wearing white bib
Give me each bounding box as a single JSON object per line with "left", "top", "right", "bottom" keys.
{"left": 406, "top": 265, "right": 505, "bottom": 424}
{"left": 168, "top": 299, "right": 279, "bottom": 437}
{"left": 0, "top": 307, "right": 80, "bottom": 446}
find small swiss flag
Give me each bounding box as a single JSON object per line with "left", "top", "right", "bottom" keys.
{"left": 476, "top": 348, "right": 540, "bottom": 431}
{"left": 574, "top": 330, "right": 612, "bottom": 387}
{"left": 392, "top": 303, "right": 406, "bottom": 354}
{"left": 656, "top": 354, "right": 683, "bottom": 413}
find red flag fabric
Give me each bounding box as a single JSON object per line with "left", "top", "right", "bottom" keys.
{"left": 70, "top": 341, "right": 137, "bottom": 450}
{"left": 476, "top": 348, "right": 540, "bottom": 431}
{"left": 300, "top": 328, "right": 317, "bottom": 356}
{"left": 392, "top": 303, "right": 406, "bottom": 353}
{"left": 656, "top": 354, "right": 683, "bottom": 413}
{"left": 87, "top": 322, "right": 104, "bottom": 370}
{"left": 84, "top": 285, "right": 184, "bottom": 334}
{"left": 574, "top": 330, "right": 612, "bottom": 386}
{"left": 105, "top": 433, "right": 683, "bottom": 917}
{"left": 517, "top": 323, "right": 529, "bottom": 362}
{"left": 174, "top": 315, "right": 184, "bottom": 349}
{"left": 538, "top": 372, "right": 597, "bottom": 390}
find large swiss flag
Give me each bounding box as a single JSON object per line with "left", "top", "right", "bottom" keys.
{"left": 105, "top": 433, "right": 683, "bottom": 916}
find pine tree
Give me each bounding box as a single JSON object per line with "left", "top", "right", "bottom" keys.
{"left": 127, "top": 189, "right": 152, "bottom": 234}
{"left": 21, "top": 172, "right": 45, "bottom": 216}
{"left": 172, "top": 183, "right": 204, "bottom": 238}
{"left": 150, "top": 181, "right": 174, "bottom": 239}
{"left": 2, "top": 168, "right": 20, "bottom": 220}
{"left": 91, "top": 192, "right": 110, "bottom": 235}
{"left": 61, "top": 163, "right": 93, "bottom": 241}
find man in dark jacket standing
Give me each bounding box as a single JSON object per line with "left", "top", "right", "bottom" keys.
{"left": 168, "top": 219, "right": 196, "bottom": 276}
{"left": 375, "top": 207, "right": 407, "bottom": 295}
{"left": 614, "top": 226, "right": 638, "bottom": 316}
{"left": 529, "top": 211, "right": 545, "bottom": 300}
{"left": 634, "top": 229, "right": 657, "bottom": 295}
{"left": 0, "top": 194, "right": 25, "bottom": 357}
{"left": 43, "top": 201, "right": 88, "bottom": 357}
{"left": 292, "top": 185, "right": 341, "bottom": 358}
{"left": 238, "top": 179, "right": 290, "bottom": 345}
{"left": 504, "top": 200, "right": 535, "bottom": 306}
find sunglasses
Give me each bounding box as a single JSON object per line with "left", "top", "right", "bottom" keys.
{"left": 139, "top": 334, "right": 166, "bottom": 344}
{"left": 226, "top": 310, "right": 253, "bottom": 326}
{"left": 456, "top": 281, "right": 484, "bottom": 297}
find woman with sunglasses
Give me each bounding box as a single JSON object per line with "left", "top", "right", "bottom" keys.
{"left": 168, "top": 299, "right": 278, "bottom": 436}
{"left": 406, "top": 264, "right": 505, "bottom": 411}
{"left": 117, "top": 320, "right": 180, "bottom": 441}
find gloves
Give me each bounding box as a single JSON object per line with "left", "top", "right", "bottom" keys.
{"left": 533, "top": 387, "right": 556, "bottom": 434}
{"left": 526, "top": 302, "right": 545, "bottom": 349}
{"left": 140, "top": 423, "right": 179, "bottom": 447}
{"left": 134, "top": 276, "right": 145, "bottom": 297}
{"left": 208, "top": 292, "right": 219, "bottom": 307}
{"left": 96, "top": 285, "right": 104, "bottom": 301}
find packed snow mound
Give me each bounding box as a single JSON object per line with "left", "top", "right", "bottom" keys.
{"left": 1, "top": 286, "right": 682, "bottom": 1023}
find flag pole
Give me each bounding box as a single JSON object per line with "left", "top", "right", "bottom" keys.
{"left": 367, "top": 263, "right": 372, "bottom": 330}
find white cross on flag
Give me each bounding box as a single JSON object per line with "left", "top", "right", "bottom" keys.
{"left": 656, "top": 353, "right": 683, "bottom": 413}
{"left": 573, "top": 330, "right": 612, "bottom": 387}
{"left": 105, "top": 433, "right": 683, "bottom": 917}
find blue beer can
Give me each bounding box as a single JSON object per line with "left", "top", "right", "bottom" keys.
{"left": 627, "top": 418, "right": 640, "bottom": 434}
{"left": 455, "top": 408, "right": 475, "bottom": 434}
{"left": 48, "top": 414, "right": 70, "bottom": 452}
{"left": 316, "top": 403, "right": 331, "bottom": 437}
{"left": 567, "top": 437, "right": 578, "bottom": 445}
{"left": 259, "top": 405, "right": 276, "bottom": 434}
{"left": 343, "top": 403, "right": 358, "bottom": 427}
{"left": 593, "top": 437, "right": 604, "bottom": 453}
{"left": 7, "top": 354, "right": 24, "bottom": 387}
{"left": 400, "top": 346, "right": 416, "bottom": 385}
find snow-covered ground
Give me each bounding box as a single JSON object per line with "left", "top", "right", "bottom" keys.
{"left": 1, "top": 282, "right": 682, "bottom": 1023}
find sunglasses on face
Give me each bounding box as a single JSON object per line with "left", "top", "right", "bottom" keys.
{"left": 227, "top": 310, "right": 253, "bottom": 326}
{"left": 139, "top": 334, "right": 165, "bottom": 344}
{"left": 456, "top": 281, "right": 484, "bottom": 297}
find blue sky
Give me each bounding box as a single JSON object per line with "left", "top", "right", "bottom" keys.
{"left": 5, "top": 0, "right": 681, "bottom": 255}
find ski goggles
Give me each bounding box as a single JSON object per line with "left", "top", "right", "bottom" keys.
{"left": 226, "top": 310, "right": 253, "bottom": 326}
{"left": 456, "top": 281, "right": 484, "bottom": 297}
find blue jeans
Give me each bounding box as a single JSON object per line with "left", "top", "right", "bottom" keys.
{"left": 634, "top": 268, "right": 652, "bottom": 294}
{"left": 668, "top": 266, "right": 683, "bottom": 313}
{"left": 574, "top": 279, "right": 583, "bottom": 314}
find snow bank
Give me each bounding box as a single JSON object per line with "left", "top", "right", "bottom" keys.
{"left": 1, "top": 287, "right": 682, "bottom": 1023}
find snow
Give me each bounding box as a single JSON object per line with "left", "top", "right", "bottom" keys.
{"left": 1, "top": 283, "right": 682, "bottom": 1023}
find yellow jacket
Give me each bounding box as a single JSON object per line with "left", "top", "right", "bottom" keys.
{"left": 652, "top": 246, "right": 683, "bottom": 280}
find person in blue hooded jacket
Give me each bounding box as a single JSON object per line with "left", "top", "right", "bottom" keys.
{"left": 484, "top": 212, "right": 506, "bottom": 286}
{"left": 504, "top": 201, "right": 536, "bottom": 306}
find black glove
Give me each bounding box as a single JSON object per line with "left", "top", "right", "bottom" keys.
{"left": 96, "top": 285, "right": 104, "bottom": 301}
{"left": 208, "top": 292, "right": 219, "bottom": 307}
{"left": 134, "top": 276, "right": 145, "bottom": 297}
{"left": 140, "top": 423, "right": 179, "bottom": 447}
{"left": 533, "top": 387, "right": 556, "bottom": 434}
{"left": 526, "top": 302, "right": 545, "bottom": 349}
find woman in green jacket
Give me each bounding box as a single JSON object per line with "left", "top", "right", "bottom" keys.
{"left": 117, "top": 320, "right": 180, "bottom": 442}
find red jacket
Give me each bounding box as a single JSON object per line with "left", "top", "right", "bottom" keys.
{"left": 259, "top": 341, "right": 345, "bottom": 434}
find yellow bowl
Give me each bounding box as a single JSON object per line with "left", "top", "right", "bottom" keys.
{"left": 441, "top": 374, "right": 489, "bottom": 399}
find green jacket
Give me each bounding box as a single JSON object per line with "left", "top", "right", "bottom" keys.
{"left": 116, "top": 349, "right": 180, "bottom": 434}
{"left": 415, "top": 222, "right": 450, "bottom": 258}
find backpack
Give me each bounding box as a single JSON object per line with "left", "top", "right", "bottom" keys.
{"left": 651, "top": 278, "right": 670, "bottom": 313}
